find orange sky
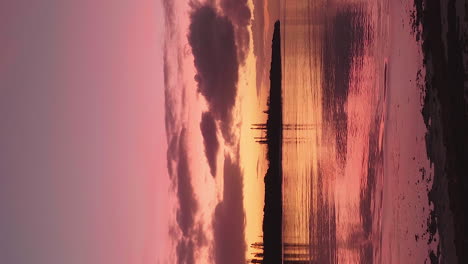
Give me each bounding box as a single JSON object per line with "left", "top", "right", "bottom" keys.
{"left": 160, "top": 0, "right": 269, "bottom": 262}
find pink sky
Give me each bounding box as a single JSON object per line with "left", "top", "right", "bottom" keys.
{"left": 1, "top": 0, "right": 168, "bottom": 263}
{"left": 0, "top": 0, "right": 263, "bottom": 262}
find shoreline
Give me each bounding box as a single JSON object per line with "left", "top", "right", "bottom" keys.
{"left": 413, "top": 0, "right": 468, "bottom": 262}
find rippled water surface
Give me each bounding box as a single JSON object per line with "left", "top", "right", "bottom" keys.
{"left": 281, "top": 0, "right": 389, "bottom": 262}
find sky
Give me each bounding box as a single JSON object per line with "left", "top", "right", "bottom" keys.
{"left": 1, "top": 0, "right": 167, "bottom": 263}
{"left": 160, "top": 0, "right": 279, "bottom": 263}
{"left": 0, "top": 0, "right": 276, "bottom": 262}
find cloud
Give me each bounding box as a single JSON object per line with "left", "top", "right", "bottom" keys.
{"left": 162, "top": 0, "right": 188, "bottom": 182}
{"left": 172, "top": 129, "right": 208, "bottom": 263}
{"left": 163, "top": 2, "right": 211, "bottom": 262}
{"left": 164, "top": 2, "right": 250, "bottom": 263}
{"left": 175, "top": 129, "right": 198, "bottom": 237}
{"left": 212, "top": 155, "right": 246, "bottom": 264}
{"left": 220, "top": 0, "right": 251, "bottom": 27}
{"left": 176, "top": 239, "right": 195, "bottom": 264}
{"left": 161, "top": 0, "right": 175, "bottom": 35}
{"left": 163, "top": 49, "right": 175, "bottom": 137}
{"left": 251, "top": 0, "right": 266, "bottom": 95}
{"left": 188, "top": 5, "right": 239, "bottom": 142}
{"left": 166, "top": 134, "right": 177, "bottom": 180}
{"left": 220, "top": 0, "right": 251, "bottom": 63}
{"left": 174, "top": 222, "right": 208, "bottom": 264}
{"left": 200, "top": 112, "right": 219, "bottom": 177}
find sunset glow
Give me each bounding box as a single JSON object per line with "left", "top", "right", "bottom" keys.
{"left": 3, "top": 0, "right": 466, "bottom": 263}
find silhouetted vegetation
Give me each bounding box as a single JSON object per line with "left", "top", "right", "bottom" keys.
{"left": 255, "top": 20, "right": 283, "bottom": 264}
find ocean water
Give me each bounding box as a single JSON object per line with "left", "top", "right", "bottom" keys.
{"left": 280, "top": 0, "right": 443, "bottom": 262}
{"left": 280, "top": 0, "right": 389, "bottom": 262}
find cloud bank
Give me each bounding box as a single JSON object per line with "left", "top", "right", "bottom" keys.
{"left": 213, "top": 155, "right": 247, "bottom": 264}
{"left": 163, "top": 1, "right": 250, "bottom": 262}
{"left": 188, "top": 2, "right": 251, "bottom": 179}
{"left": 175, "top": 129, "right": 198, "bottom": 236}
{"left": 188, "top": 5, "right": 239, "bottom": 142}
{"left": 200, "top": 112, "right": 219, "bottom": 177}
{"left": 220, "top": 0, "right": 251, "bottom": 63}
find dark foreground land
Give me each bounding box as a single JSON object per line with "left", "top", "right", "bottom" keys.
{"left": 259, "top": 21, "right": 283, "bottom": 264}
{"left": 413, "top": 0, "right": 468, "bottom": 262}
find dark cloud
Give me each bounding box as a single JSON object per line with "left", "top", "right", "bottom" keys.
{"left": 189, "top": 5, "right": 238, "bottom": 142}
{"left": 212, "top": 156, "right": 246, "bottom": 264}
{"left": 175, "top": 129, "right": 198, "bottom": 237}
{"left": 220, "top": 0, "right": 251, "bottom": 26}
{"left": 175, "top": 223, "right": 208, "bottom": 264}
{"left": 200, "top": 112, "right": 219, "bottom": 177}
{"left": 161, "top": 0, "right": 175, "bottom": 34}
{"left": 165, "top": 3, "right": 249, "bottom": 263}
{"left": 193, "top": 223, "right": 208, "bottom": 247}
{"left": 176, "top": 239, "right": 195, "bottom": 264}
{"left": 163, "top": 1, "right": 211, "bottom": 263}
{"left": 163, "top": 53, "right": 175, "bottom": 138}
{"left": 171, "top": 129, "right": 206, "bottom": 263}
{"left": 220, "top": 0, "right": 251, "bottom": 63}
{"left": 166, "top": 134, "right": 177, "bottom": 179}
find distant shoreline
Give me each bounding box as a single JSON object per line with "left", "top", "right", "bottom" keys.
{"left": 249, "top": 20, "right": 283, "bottom": 264}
